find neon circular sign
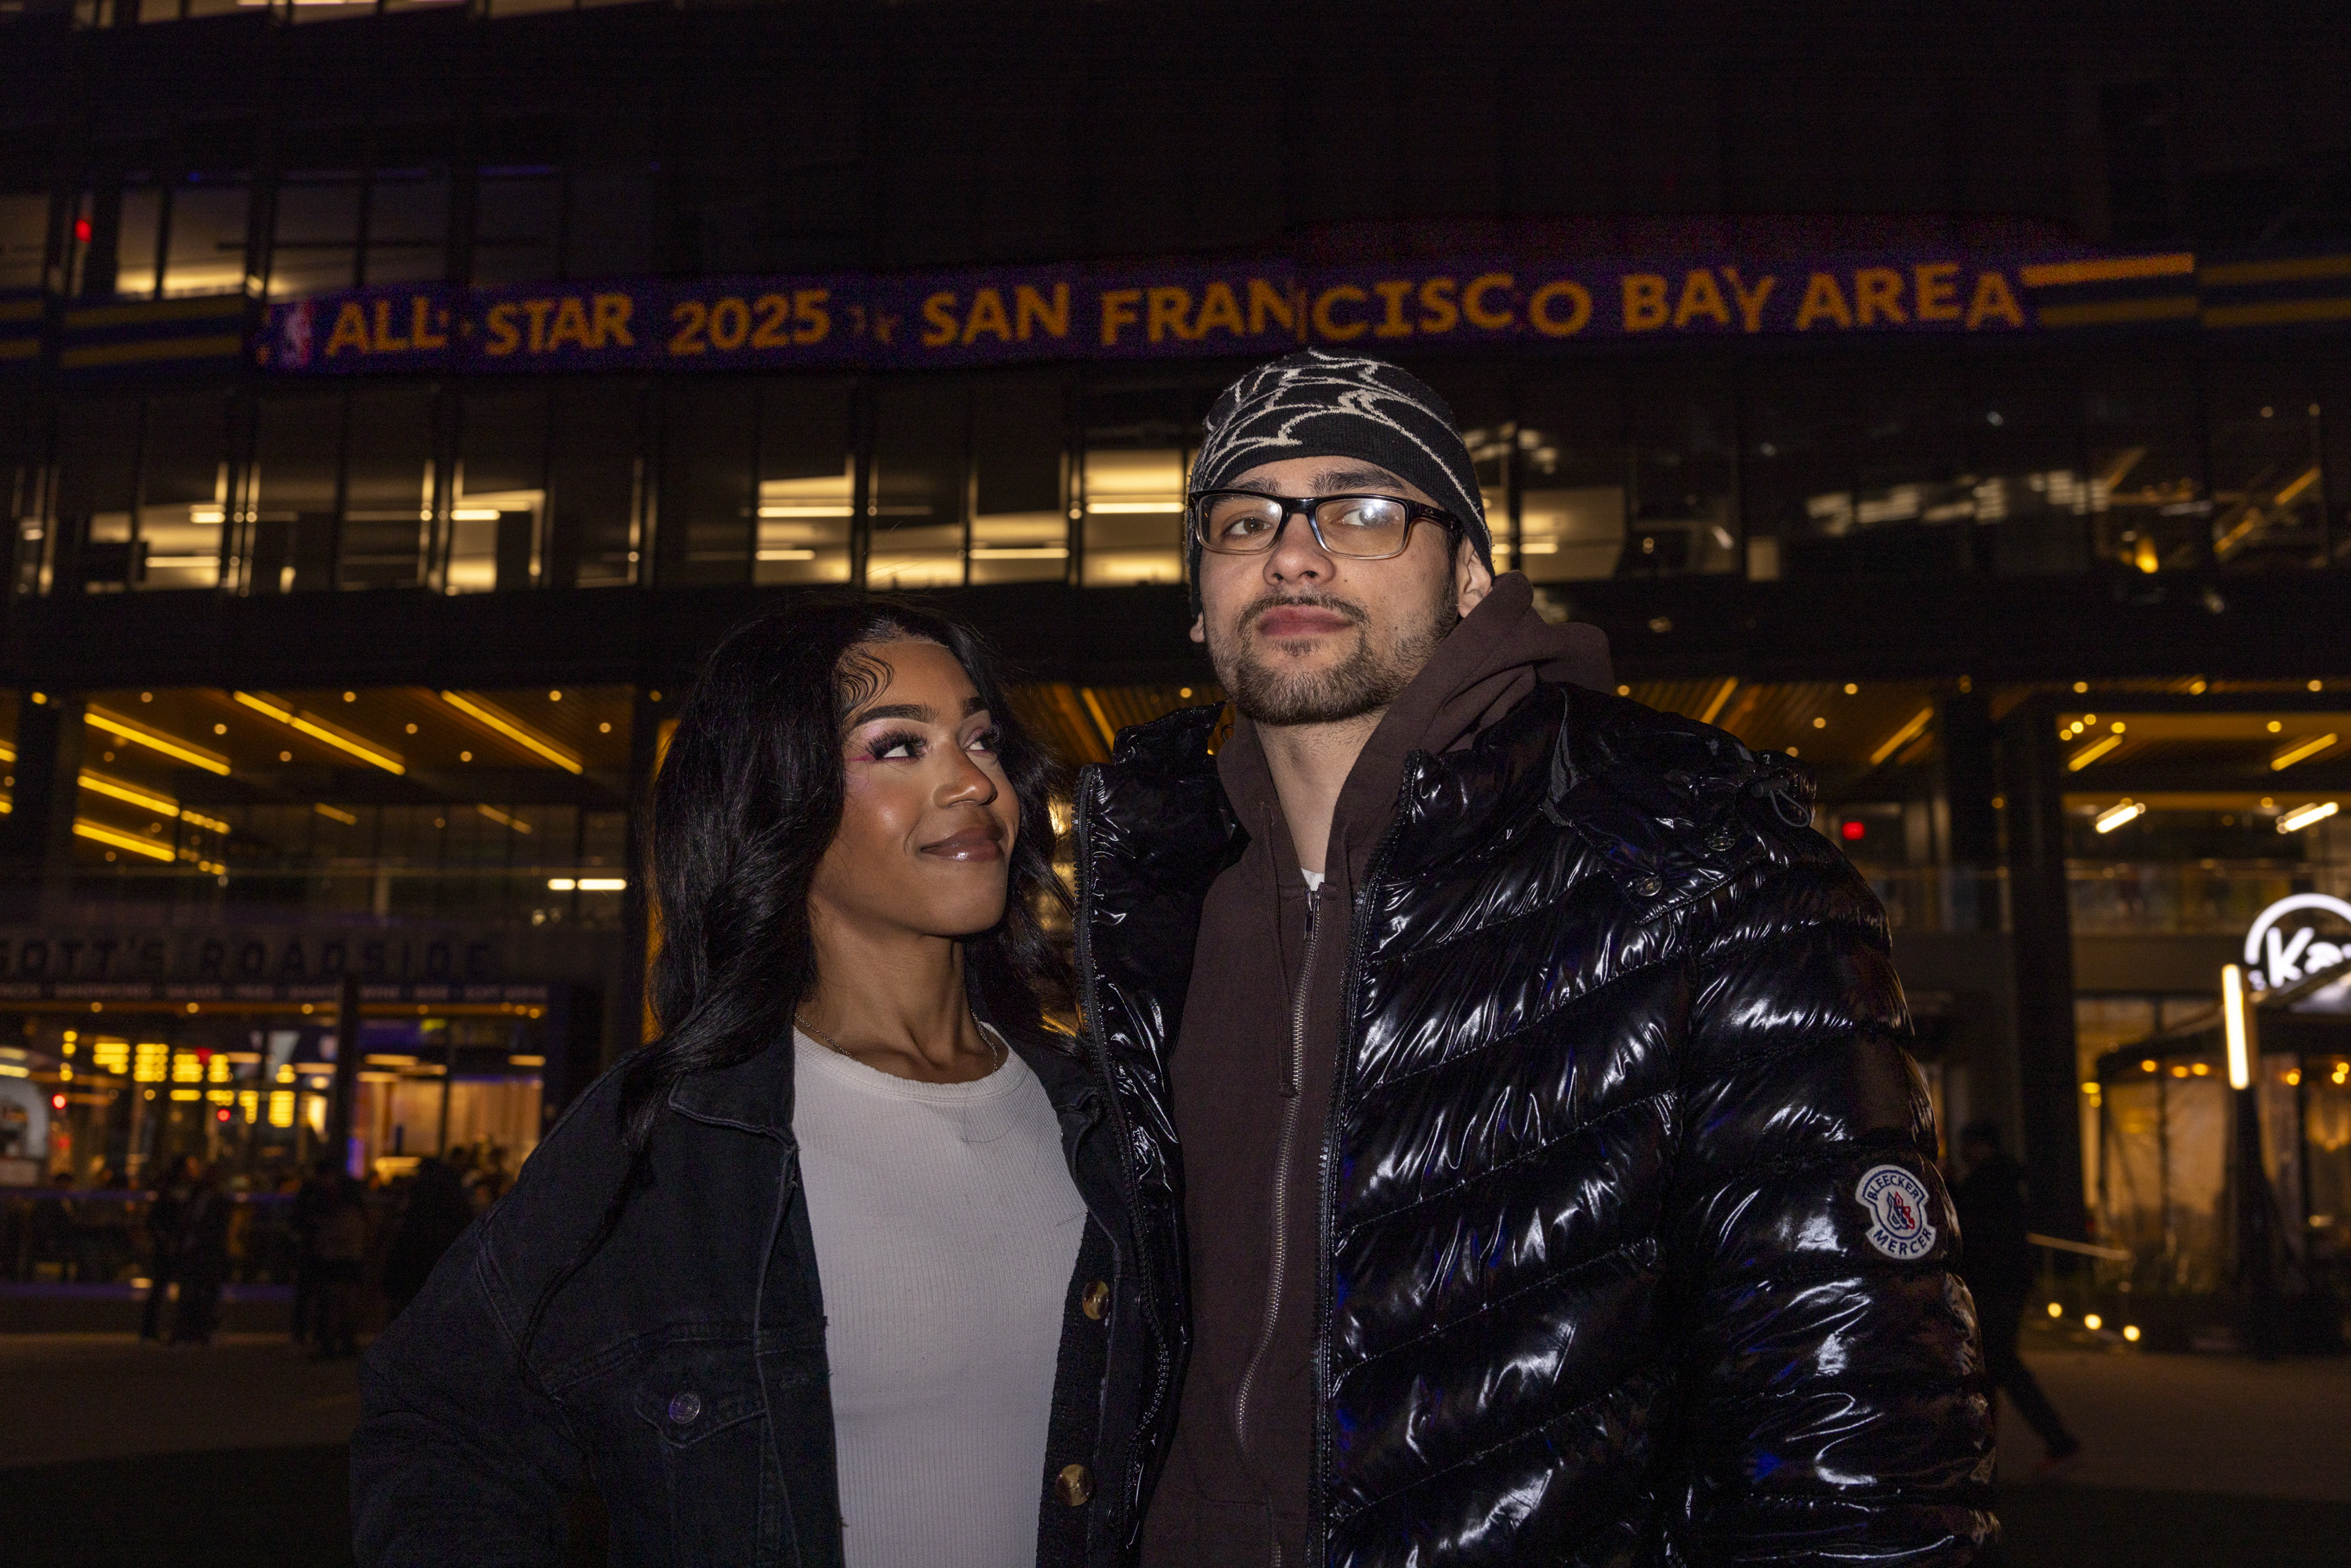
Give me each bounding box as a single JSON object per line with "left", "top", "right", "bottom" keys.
{"left": 2243, "top": 893, "right": 2351, "bottom": 990}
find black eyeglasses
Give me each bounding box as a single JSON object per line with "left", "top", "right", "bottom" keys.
{"left": 1187, "top": 491, "right": 1460, "bottom": 560}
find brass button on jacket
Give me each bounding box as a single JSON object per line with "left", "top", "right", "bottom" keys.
{"left": 1055, "top": 1463, "right": 1093, "bottom": 1507}
{"left": 1081, "top": 1280, "right": 1110, "bottom": 1320}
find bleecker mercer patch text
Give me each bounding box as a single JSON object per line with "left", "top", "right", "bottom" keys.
{"left": 1855, "top": 1164, "right": 1938, "bottom": 1261}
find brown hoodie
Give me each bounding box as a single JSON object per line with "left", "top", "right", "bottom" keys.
{"left": 1141, "top": 576, "right": 1612, "bottom": 1566}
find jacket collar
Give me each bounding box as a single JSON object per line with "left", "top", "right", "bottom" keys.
{"left": 666, "top": 1035, "right": 798, "bottom": 1143}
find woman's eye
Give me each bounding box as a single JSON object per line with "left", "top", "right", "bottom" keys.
{"left": 966, "top": 729, "right": 1001, "bottom": 755}
{"left": 865, "top": 730, "right": 925, "bottom": 761}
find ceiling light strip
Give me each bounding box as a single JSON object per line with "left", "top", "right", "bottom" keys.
{"left": 1869, "top": 706, "right": 1936, "bottom": 768}
{"left": 231, "top": 692, "right": 407, "bottom": 774}
{"left": 2269, "top": 733, "right": 2339, "bottom": 772}
{"left": 73, "top": 819, "right": 179, "bottom": 862}
{"left": 83, "top": 707, "right": 231, "bottom": 775}
{"left": 438, "top": 692, "right": 584, "bottom": 774}
{"left": 2067, "top": 733, "right": 2124, "bottom": 771}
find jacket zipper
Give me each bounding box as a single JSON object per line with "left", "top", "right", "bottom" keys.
{"left": 1308, "top": 815, "right": 1407, "bottom": 1566}
{"left": 1233, "top": 882, "right": 1321, "bottom": 1465}
{"left": 1070, "top": 770, "right": 1176, "bottom": 1505}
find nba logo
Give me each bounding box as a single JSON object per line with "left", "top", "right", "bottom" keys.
{"left": 279, "top": 300, "right": 317, "bottom": 369}
{"left": 1855, "top": 1164, "right": 1937, "bottom": 1260}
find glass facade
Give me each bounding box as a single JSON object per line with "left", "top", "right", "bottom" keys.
{"left": 12, "top": 350, "right": 2351, "bottom": 600}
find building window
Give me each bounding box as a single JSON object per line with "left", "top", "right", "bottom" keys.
{"left": 473, "top": 168, "right": 560, "bottom": 288}
{"left": 163, "top": 179, "right": 251, "bottom": 297}
{"left": 364, "top": 169, "right": 451, "bottom": 287}
{"left": 138, "top": 392, "right": 236, "bottom": 590}
{"left": 114, "top": 183, "right": 165, "bottom": 299}
{"left": 2205, "top": 369, "right": 2326, "bottom": 573}
{"left": 1518, "top": 375, "right": 1630, "bottom": 582}
{"left": 2084, "top": 355, "right": 2207, "bottom": 575}
{"left": 1079, "top": 382, "right": 1197, "bottom": 588}
{"left": 245, "top": 392, "right": 343, "bottom": 593}
{"left": 341, "top": 386, "right": 438, "bottom": 590}
{"left": 755, "top": 378, "right": 854, "bottom": 587}
{"left": 451, "top": 385, "right": 549, "bottom": 593}
{"left": 655, "top": 382, "right": 759, "bottom": 587}
{"left": 52, "top": 399, "right": 140, "bottom": 594}
{"left": 970, "top": 376, "right": 1068, "bottom": 585}
{"left": 867, "top": 381, "right": 967, "bottom": 590}
{"left": 564, "top": 162, "right": 655, "bottom": 279}
{"left": 545, "top": 382, "right": 643, "bottom": 588}
{"left": 0, "top": 192, "right": 49, "bottom": 291}
{"left": 270, "top": 173, "right": 361, "bottom": 298}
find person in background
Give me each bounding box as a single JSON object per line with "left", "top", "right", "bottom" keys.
{"left": 1953, "top": 1120, "right": 2083, "bottom": 1476}
{"left": 309, "top": 1168, "right": 370, "bottom": 1360}
{"left": 379, "top": 1157, "right": 476, "bottom": 1321}
{"left": 138, "top": 1154, "right": 197, "bottom": 1343}
{"left": 288, "top": 1156, "right": 340, "bottom": 1347}
{"left": 170, "top": 1163, "right": 232, "bottom": 1346}
{"left": 31, "top": 1171, "right": 79, "bottom": 1281}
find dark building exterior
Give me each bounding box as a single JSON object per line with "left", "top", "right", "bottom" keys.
{"left": 2, "top": 0, "right": 2349, "bottom": 1315}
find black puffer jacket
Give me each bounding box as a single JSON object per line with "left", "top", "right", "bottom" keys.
{"left": 1074, "top": 682, "right": 1994, "bottom": 1567}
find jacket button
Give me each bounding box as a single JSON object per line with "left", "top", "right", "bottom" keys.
{"left": 1056, "top": 1463, "right": 1093, "bottom": 1507}
{"left": 1081, "top": 1280, "right": 1110, "bottom": 1320}
{"left": 667, "top": 1391, "right": 702, "bottom": 1426}
{"left": 1632, "top": 874, "right": 1662, "bottom": 898}
{"left": 1705, "top": 826, "right": 1736, "bottom": 852}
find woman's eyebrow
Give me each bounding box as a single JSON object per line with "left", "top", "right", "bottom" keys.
{"left": 846, "top": 701, "right": 934, "bottom": 727}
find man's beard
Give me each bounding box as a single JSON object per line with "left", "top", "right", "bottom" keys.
{"left": 1214, "top": 589, "right": 1458, "bottom": 726}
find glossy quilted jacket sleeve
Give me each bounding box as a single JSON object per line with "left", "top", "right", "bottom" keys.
{"left": 1668, "top": 838, "right": 1995, "bottom": 1565}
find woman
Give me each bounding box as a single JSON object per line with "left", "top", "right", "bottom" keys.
{"left": 353, "top": 602, "right": 1181, "bottom": 1568}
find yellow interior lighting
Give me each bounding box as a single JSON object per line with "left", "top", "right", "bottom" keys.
{"left": 2269, "top": 733, "right": 2339, "bottom": 772}
{"left": 2222, "top": 963, "right": 2252, "bottom": 1091}
{"left": 2279, "top": 801, "right": 2340, "bottom": 835}
{"left": 84, "top": 707, "right": 230, "bottom": 775}
{"left": 313, "top": 802, "right": 359, "bottom": 825}
{"left": 476, "top": 803, "right": 534, "bottom": 834}
{"left": 73, "top": 820, "right": 178, "bottom": 862}
{"left": 439, "top": 692, "right": 583, "bottom": 773}
{"left": 2067, "top": 733, "right": 2124, "bottom": 770}
{"left": 1697, "top": 678, "right": 1740, "bottom": 726}
{"left": 1869, "top": 707, "right": 1936, "bottom": 768}
{"left": 233, "top": 692, "right": 406, "bottom": 773}
{"left": 2094, "top": 800, "right": 2146, "bottom": 834}
{"left": 77, "top": 771, "right": 230, "bottom": 833}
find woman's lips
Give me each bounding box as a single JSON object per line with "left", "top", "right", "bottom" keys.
{"left": 921, "top": 826, "right": 1005, "bottom": 862}
{"left": 1254, "top": 604, "right": 1356, "bottom": 639}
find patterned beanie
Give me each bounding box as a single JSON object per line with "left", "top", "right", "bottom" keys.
{"left": 1187, "top": 349, "right": 1494, "bottom": 599}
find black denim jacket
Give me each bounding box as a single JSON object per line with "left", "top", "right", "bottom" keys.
{"left": 352, "top": 1026, "right": 1176, "bottom": 1567}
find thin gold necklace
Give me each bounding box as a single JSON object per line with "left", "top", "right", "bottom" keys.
{"left": 794, "top": 1013, "right": 1006, "bottom": 1072}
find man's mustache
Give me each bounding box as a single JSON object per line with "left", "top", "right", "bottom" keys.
{"left": 1236, "top": 592, "right": 1371, "bottom": 636}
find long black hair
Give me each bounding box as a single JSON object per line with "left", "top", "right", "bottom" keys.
{"left": 520, "top": 599, "right": 1068, "bottom": 1376}
{"left": 619, "top": 596, "right": 1070, "bottom": 1152}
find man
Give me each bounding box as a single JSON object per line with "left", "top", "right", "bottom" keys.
{"left": 1951, "top": 1120, "right": 2081, "bottom": 1476}
{"left": 1073, "top": 350, "right": 1993, "bottom": 1566}
{"left": 138, "top": 1153, "right": 197, "bottom": 1343}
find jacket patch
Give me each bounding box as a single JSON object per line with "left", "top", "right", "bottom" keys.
{"left": 1855, "top": 1164, "right": 1937, "bottom": 1260}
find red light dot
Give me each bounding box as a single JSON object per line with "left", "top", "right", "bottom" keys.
{"left": 73, "top": 218, "right": 92, "bottom": 242}
{"left": 52, "top": 1094, "right": 67, "bottom": 1110}
{"left": 1840, "top": 820, "right": 1867, "bottom": 841}
{"left": 216, "top": 1107, "right": 233, "bottom": 1122}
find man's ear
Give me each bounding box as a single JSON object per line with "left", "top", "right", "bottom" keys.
{"left": 1188, "top": 611, "right": 1206, "bottom": 643}
{"left": 1454, "top": 537, "right": 1496, "bottom": 618}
